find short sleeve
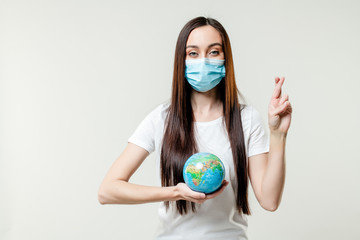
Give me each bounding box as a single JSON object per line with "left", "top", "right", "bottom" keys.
{"left": 128, "top": 108, "right": 159, "bottom": 154}
{"left": 248, "top": 107, "right": 269, "bottom": 157}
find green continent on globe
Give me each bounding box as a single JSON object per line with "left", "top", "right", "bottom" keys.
{"left": 185, "top": 165, "right": 204, "bottom": 186}
{"left": 185, "top": 154, "right": 222, "bottom": 186}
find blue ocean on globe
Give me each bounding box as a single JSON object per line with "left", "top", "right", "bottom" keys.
{"left": 183, "top": 152, "right": 225, "bottom": 194}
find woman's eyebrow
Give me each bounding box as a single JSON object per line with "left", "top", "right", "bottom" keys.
{"left": 186, "top": 43, "right": 223, "bottom": 49}
{"left": 186, "top": 45, "right": 198, "bottom": 49}
{"left": 208, "top": 43, "right": 222, "bottom": 48}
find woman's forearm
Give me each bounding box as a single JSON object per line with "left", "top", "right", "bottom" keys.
{"left": 261, "top": 132, "right": 287, "bottom": 210}
{"left": 98, "top": 180, "right": 178, "bottom": 204}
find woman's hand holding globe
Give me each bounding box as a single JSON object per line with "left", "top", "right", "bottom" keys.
{"left": 174, "top": 180, "right": 229, "bottom": 204}
{"left": 173, "top": 152, "right": 229, "bottom": 204}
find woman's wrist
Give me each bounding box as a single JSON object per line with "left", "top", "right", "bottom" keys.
{"left": 270, "top": 130, "right": 287, "bottom": 139}
{"left": 170, "top": 185, "right": 181, "bottom": 201}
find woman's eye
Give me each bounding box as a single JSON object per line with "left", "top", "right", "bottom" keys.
{"left": 209, "top": 50, "right": 219, "bottom": 55}
{"left": 189, "top": 52, "right": 198, "bottom": 56}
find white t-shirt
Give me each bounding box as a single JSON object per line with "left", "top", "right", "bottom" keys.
{"left": 128, "top": 101, "right": 269, "bottom": 240}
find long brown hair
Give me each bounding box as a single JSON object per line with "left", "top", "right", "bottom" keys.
{"left": 160, "top": 16, "right": 250, "bottom": 215}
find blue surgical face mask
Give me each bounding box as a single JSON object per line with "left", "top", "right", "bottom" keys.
{"left": 185, "top": 58, "right": 226, "bottom": 92}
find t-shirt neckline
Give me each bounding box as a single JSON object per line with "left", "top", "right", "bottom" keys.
{"left": 194, "top": 116, "right": 224, "bottom": 126}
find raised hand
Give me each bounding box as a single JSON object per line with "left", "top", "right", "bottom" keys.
{"left": 268, "top": 77, "right": 292, "bottom": 134}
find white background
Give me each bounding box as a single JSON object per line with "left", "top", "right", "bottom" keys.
{"left": 1, "top": 0, "right": 359, "bottom": 239}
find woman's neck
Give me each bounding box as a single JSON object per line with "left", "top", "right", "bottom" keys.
{"left": 190, "top": 87, "right": 223, "bottom": 121}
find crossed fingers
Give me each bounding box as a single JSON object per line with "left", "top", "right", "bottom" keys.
{"left": 271, "top": 76, "right": 291, "bottom": 116}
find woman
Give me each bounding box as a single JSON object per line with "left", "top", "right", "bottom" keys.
{"left": 98, "top": 16, "right": 292, "bottom": 239}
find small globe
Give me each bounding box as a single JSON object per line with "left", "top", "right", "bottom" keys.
{"left": 183, "top": 152, "right": 225, "bottom": 194}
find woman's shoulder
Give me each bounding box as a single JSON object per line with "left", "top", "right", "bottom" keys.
{"left": 240, "top": 104, "right": 264, "bottom": 124}
{"left": 240, "top": 104, "right": 254, "bottom": 117}
{"left": 145, "top": 100, "right": 170, "bottom": 122}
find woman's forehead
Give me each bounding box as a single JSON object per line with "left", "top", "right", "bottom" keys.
{"left": 186, "top": 25, "right": 222, "bottom": 47}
